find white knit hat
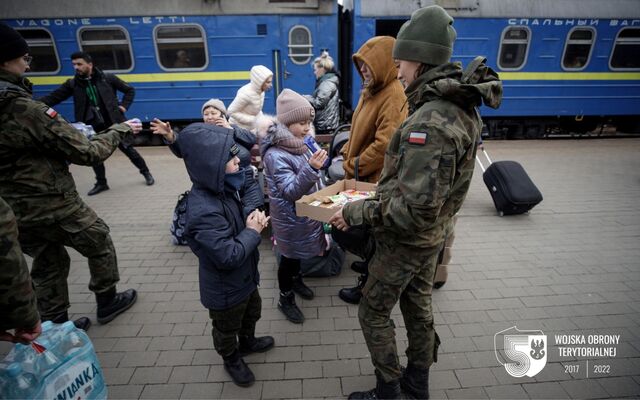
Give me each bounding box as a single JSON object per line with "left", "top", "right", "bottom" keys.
{"left": 250, "top": 65, "right": 273, "bottom": 87}
{"left": 201, "top": 98, "right": 227, "bottom": 116}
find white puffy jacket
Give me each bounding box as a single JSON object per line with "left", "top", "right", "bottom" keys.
{"left": 228, "top": 65, "right": 273, "bottom": 131}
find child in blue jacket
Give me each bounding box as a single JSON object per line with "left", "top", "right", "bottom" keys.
{"left": 173, "top": 123, "right": 273, "bottom": 387}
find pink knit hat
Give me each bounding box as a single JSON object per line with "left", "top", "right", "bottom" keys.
{"left": 276, "top": 89, "right": 315, "bottom": 127}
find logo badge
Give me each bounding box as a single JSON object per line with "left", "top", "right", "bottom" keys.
{"left": 495, "top": 326, "right": 547, "bottom": 377}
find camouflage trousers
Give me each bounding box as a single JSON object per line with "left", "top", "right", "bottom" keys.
{"left": 208, "top": 289, "right": 262, "bottom": 358}
{"left": 359, "top": 239, "right": 442, "bottom": 382}
{"left": 18, "top": 215, "right": 119, "bottom": 320}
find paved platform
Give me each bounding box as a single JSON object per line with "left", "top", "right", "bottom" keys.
{"left": 2, "top": 138, "right": 639, "bottom": 399}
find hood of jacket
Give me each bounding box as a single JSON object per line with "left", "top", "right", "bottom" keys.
{"left": 258, "top": 119, "right": 297, "bottom": 156}
{"left": 249, "top": 65, "right": 272, "bottom": 91}
{"left": 353, "top": 36, "right": 398, "bottom": 97}
{"left": 405, "top": 61, "right": 503, "bottom": 113}
{"left": 177, "top": 122, "right": 235, "bottom": 195}
{"left": 0, "top": 69, "right": 32, "bottom": 106}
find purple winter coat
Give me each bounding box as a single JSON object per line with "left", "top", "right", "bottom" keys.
{"left": 260, "top": 123, "right": 325, "bottom": 259}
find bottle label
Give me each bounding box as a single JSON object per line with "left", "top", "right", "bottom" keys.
{"left": 42, "top": 360, "right": 104, "bottom": 400}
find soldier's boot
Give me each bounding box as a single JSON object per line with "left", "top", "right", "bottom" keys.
{"left": 349, "top": 371, "right": 401, "bottom": 399}
{"left": 238, "top": 334, "right": 275, "bottom": 357}
{"left": 291, "top": 274, "right": 314, "bottom": 300}
{"left": 278, "top": 291, "right": 304, "bottom": 324}
{"left": 96, "top": 287, "right": 137, "bottom": 324}
{"left": 339, "top": 273, "right": 368, "bottom": 305}
{"left": 49, "top": 311, "right": 92, "bottom": 332}
{"left": 400, "top": 363, "right": 430, "bottom": 399}
{"left": 223, "top": 350, "right": 255, "bottom": 387}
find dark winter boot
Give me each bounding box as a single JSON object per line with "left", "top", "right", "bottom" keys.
{"left": 350, "top": 260, "right": 368, "bottom": 274}
{"left": 278, "top": 291, "right": 304, "bottom": 324}
{"left": 338, "top": 273, "right": 368, "bottom": 305}
{"left": 50, "top": 311, "right": 92, "bottom": 332}
{"left": 223, "top": 350, "right": 255, "bottom": 387}
{"left": 349, "top": 371, "right": 401, "bottom": 399}
{"left": 400, "top": 363, "right": 430, "bottom": 399}
{"left": 96, "top": 287, "right": 137, "bottom": 324}
{"left": 238, "top": 334, "right": 275, "bottom": 357}
{"left": 142, "top": 171, "right": 155, "bottom": 186}
{"left": 291, "top": 275, "right": 314, "bottom": 300}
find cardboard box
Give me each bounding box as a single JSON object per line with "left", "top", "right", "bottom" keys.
{"left": 295, "top": 179, "right": 377, "bottom": 222}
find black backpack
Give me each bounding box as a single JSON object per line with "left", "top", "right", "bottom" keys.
{"left": 170, "top": 191, "right": 189, "bottom": 245}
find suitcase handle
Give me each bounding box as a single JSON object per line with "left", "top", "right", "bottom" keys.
{"left": 475, "top": 147, "right": 493, "bottom": 173}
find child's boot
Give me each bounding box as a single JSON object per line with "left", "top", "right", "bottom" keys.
{"left": 292, "top": 274, "right": 314, "bottom": 300}
{"left": 223, "top": 350, "right": 255, "bottom": 387}
{"left": 278, "top": 291, "right": 304, "bottom": 323}
{"left": 239, "top": 334, "right": 275, "bottom": 356}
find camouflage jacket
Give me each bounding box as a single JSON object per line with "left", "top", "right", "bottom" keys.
{"left": 0, "top": 196, "right": 39, "bottom": 330}
{"left": 343, "top": 62, "right": 502, "bottom": 248}
{"left": 0, "top": 69, "right": 131, "bottom": 227}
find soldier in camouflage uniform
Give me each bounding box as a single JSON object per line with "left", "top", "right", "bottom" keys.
{"left": 0, "top": 196, "right": 41, "bottom": 344}
{"left": 0, "top": 23, "right": 141, "bottom": 330}
{"left": 330, "top": 6, "right": 502, "bottom": 399}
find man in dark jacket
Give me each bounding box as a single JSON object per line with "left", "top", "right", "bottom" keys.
{"left": 172, "top": 123, "right": 274, "bottom": 387}
{"left": 40, "top": 51, "right": 154, "bottom": 195}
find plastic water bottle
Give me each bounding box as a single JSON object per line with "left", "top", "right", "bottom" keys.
{"left": 71, "top": 122, "right": 96, "bottom": 139}
{"left": 1, "top": 322, "right": 107, "bottom": 400}
{"left": 4, "top": 363, "right": 37, "bottom": 399}
{"left": 58, "top": 321, "right": 83, "bottom": 357}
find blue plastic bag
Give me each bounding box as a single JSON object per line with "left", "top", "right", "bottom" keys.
{"left": 0, "top": 321, "right": 107, "bottom": 400}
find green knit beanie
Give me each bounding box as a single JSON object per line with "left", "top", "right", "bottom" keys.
{"left": 392, "top": 5, "right": 457, "bottom": 66}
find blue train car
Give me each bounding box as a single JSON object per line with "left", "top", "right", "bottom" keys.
{"left": 347, "top": 0, "right": 640, "bottom": 136}
{"left": 3, "top": 0, "right": 639, "bottom": 138}
{"left": 1, "top": 0, "right": 339, "bottom": 131}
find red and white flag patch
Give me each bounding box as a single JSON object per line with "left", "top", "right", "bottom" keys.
{"left": 45, "top": 108, "right": 58, "bottom": 119}
{"left": 408, "top": 131, "right": 427, "bottom": 145}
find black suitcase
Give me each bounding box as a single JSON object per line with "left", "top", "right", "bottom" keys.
{"left": 476, "top": 148, "right": 543, "bottom": 216}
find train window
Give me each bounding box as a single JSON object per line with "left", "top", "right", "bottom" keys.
{"left": 154, "top": 24, "right": 208, "bottom": 70}
{"left": 610, "top": 28, "right": 640, "bottom": 70}
{"left": 17, "top": 28, "right": 60, "bottom": 75}
{"left": 562, "top": 28, "right": 595, "bottom": 70}
{"left": 498, "top": 27, "right": 530, "bottom": 70}
{"left": 78, "top": 27, "right": 133, "bottom": 72}
{"left": 288, "top": 25, "right": 313, "bottom": 65}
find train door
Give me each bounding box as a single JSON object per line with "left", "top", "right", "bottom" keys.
{"left": 278, "top": 17, "right": 317, "bottom": 96}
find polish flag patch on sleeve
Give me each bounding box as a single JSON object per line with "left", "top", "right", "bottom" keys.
{"left": 45, "top": 107, "right": 58, "bottom": 119}
{"left": 408, "top": 131, "right": 428, "bottom": 145}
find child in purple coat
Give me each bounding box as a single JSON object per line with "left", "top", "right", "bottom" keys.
{"left": 260, "top": 89, "right": 328, "bottom": 323}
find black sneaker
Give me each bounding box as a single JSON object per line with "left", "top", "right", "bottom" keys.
{"left": 49, "top": 311, "right": 91, "bottom": 332}
{"left": 223, "top": 350, "right": 255, "bottom": 387}
{"left": 87, "top": 183, "right": 109, "bottom": 196}
{"left": 291, "top": 275, "right": 314, "bottom": 300}
{"left": 96, "top": 288, "right": 137, "bottom": 324}
{"left": 278, "top": 291, "right": 304, "bottom": 324}
{"left": 238, "top": 335, "right": 275, "bottom": 357}
{"left": 142, "top": 171, "right": 155, "bottom": 186}
{"left": 73, "top": 317, "right": 92, "bottom": 331}
{"left": 339, "top": 273, "right": 367, "bottom": 305}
